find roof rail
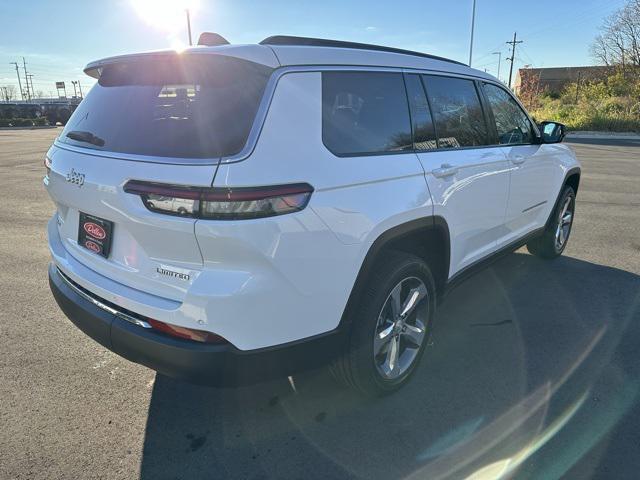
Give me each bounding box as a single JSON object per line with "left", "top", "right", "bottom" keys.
{"left": 259, "top": 35, "right": 466, "bottom": 66}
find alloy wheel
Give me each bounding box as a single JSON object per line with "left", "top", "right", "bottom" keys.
{"left": 373, "top": 276, "right": 428, "bottom": 380}
{"left": 555, "top": 195, "right": 574, "bottom": 250}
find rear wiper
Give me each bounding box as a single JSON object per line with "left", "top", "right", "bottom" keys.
{"left": 66, "top": 130, "right": 105, "bottom": 147}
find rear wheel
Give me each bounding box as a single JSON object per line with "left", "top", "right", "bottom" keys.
{"left": 330, "top": 251, "right": 436, "bottom": 396}
{"left": 527, "top": 185, "right": 575, "bottom": 259}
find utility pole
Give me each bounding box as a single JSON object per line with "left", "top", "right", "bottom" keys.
{"left": 468, "top": 0, "right": 477, "bottom": 66}
{"left": 492, "top": 51, "right": 502, "bottom": 81}
{"left": 77, "top": 81, "right": 83, "bottom": 99}
{"left": 27, "top": 74, "right": 35, "bottom": 99}
{"left": 10, "top": 62, "right": 24, "bottom": 101}
{"left": 186, "top": 9, "right": 193, "bottom": 46}
{"left": 71, "top": 81, "right": 78, "bottom": 98}
{"left": 22, "top": 57, "right": 31, "bottom": 101}
{"left": 506, "top": 32, "right": 523, "bottom": 89}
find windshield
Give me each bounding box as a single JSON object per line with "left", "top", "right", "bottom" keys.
{"left": 58, "top": 54, "right": 273, "bottom": 159}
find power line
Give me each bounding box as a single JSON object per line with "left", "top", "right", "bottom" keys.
{"left": 517, "top": 0, "right": 627, "bottom": 42}
{"left": 518, "top": 45, "right": 536, "bottom": 66}
{"left": 473, "top": 0, "right": 627, "bottom": 70}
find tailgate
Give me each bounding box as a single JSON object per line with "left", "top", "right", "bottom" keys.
{"left": 46, "top": 144, "right": 215, "bottom": 301}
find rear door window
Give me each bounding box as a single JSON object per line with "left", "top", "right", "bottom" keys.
{"left": 483, "top": 83, "right": 535, "bottom": 145}
{"left": 59, "top": 54, "right": 273, "bottom": 160}
{"left": 322, "top": 71, "right": 412, "bottom": 156}
{"left": 422, "top": 75, "right": 489, "bottom": 149}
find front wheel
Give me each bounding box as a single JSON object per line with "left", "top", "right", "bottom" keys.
{"left": 527, "top": 185, "right": 576, "bottom": 259}
{"left": 330, "top": 251, "right": 436, "bottom": 396}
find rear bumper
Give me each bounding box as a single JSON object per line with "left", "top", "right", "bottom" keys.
{"left": 48, "top": 263, "right": 347, "bottom": 386}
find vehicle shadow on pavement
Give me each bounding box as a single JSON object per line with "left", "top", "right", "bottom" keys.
{"left": 139, "top": 252, "right": 640, "bottom": 480}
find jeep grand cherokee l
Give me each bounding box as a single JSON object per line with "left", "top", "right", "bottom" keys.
{"left": 46, "top": 35, "right": 580, "bottom": 395}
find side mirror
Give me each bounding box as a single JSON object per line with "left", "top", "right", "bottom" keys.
{"left": 539, "top": 121, "right": 566, "bottom": 144}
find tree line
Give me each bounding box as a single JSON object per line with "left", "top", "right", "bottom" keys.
{"left": 591, "top": 0, "right": 640, "bottom": 69}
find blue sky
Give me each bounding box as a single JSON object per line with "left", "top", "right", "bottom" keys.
{"left": 0, "top": 0, "right": 629, "bottom": 98}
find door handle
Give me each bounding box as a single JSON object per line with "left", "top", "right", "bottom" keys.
{"left": 511, "top": 155, "right": 526, "bottom": 165}
{"left": 432, "top": 164, "right": 458, "bottom": 178}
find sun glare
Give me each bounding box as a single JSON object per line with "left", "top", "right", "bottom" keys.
{"left": 170, "top": 38, "right": 188, "bottom": 52}
{"left": 131, "top": 0, "right": 200, "bottom": 32}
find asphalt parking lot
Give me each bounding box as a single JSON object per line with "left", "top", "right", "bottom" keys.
{"left": 1, "top": 128, "right": 639, "bottom": 479}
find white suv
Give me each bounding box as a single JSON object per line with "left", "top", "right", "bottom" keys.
{"left": 46, "top": 35, "right": 581, "bottom": 395}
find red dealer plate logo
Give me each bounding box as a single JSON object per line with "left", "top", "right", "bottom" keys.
{"left": 78, "top": 212, "right": 113, "bottom": 259}
{"left": 83, "top": 222, "right": 106, "bottom": 240}
{"left": 84, "top": 240, "right": 101, "bottom": 253}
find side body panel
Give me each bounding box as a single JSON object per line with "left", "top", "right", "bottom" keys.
{"left": 500, "top": 143, "right": 578, "bottom": 246}
{"left": 197, "top": 71, "right": 434, "bottom": 349}
{"left": 417, "top": 148, "right": 510, "bottom": 277}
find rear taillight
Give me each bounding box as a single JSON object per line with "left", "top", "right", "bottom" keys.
{"left": 124, "top": 181, "right": 314, "bottom": 220}
{"left": 44, "top": 156, "right": 52, "bottom": 177}
{"left": 147, "top": 318, "right": 227, "bottom": 344}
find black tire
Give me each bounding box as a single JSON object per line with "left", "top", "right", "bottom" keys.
{"left": 527, "top": 185, "right": 576, "bottom": 259}
{"left": 330, "top": 250, "right": 437, "bottom": 396}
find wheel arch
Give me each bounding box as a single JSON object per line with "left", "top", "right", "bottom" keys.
{"left": 564, "top": 168, "right": 581, "bottom": 195}
{"left": 543, "top": 167, "right": 581, "bottom": 230}
{"left": 339, "top": 216, "right": 451, "bottom": 329}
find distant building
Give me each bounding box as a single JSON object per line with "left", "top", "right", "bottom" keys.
{"left": 514, "top": 66, "right": 615, "bottom": 97}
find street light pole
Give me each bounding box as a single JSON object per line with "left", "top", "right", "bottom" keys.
{"left": 492, "top": 51, "right": 502, "bottom": 81}
{"left": 468, "top": 0, "right": 477, "bottom": 66}
{"left": 186, "top": 9, "right": 193, "bottom": 46}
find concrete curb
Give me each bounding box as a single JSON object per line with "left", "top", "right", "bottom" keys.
{"left": 567, "top": 131, "right": 640, "bottom": 140}
{"left": 0, "top": 126, "right": 58, "bottom": 131}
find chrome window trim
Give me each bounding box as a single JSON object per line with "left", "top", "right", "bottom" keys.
{"left": 56, "top": 267, "right": 152, "bottom": 329}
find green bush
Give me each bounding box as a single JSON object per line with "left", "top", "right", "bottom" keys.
{"left": 0, "top": 118, "right": 52, "bottom": 127}
{"left": 529, "top": 72, "right": 640, "bottom": 132}
{"left": 10, "top": 118, "right": 34, "bottom": 127}
{"left": 542, "top": 91, "right": 561, "bottom": 100}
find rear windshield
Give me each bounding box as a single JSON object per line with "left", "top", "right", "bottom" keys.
{"left": 59, "top": 54, "right": 273, "bottom": 159}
